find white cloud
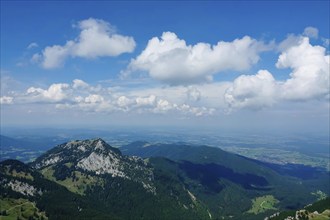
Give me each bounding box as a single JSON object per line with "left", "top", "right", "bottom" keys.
{"left": 225, "top": 36, "right": 330, "bottom": 110}
{"left": 30, "top": 53, "right": 42, "bottom": 64}
{"left": 276, "top": 37, "right": 329, "bottom": 101}
{"left": 27, "top": 42, "right": 38, "bottom": 49}
{"left": 73, "top": 18, "right": 135, "bottom": 58}
{"left": 117, "top": 96, "right": 134, "bottom": 109}
{"left": 277, "top": 34, "right": 301, "bottom": 52}
{"left": 41, "top": 42, "right": 74, "bottom": 69}
{"left": 34, "top": 18, "right": 136, "bottom": 69}
{"left": 74, "top": 96, "right": 84, "bottom": 103}
{"left": 73, "top": 79, "right": 89, "bottom": 89}
{"left": 8, "top": 33, "right": 330, "bottom": 114}
{"left": 136, "top": 95, "right": 157, "bottom": 107}
{"left": 0, "top": 96, "right": 14, "bottom": 104}
{"left": 187, "top": 86, "right": 201, "bottom": 102}
{"left": 155, "top": 99, "right": 173, "bottom": 112}
{"left": 84, "top": 94, "right": 104, "bottom": 103}
{"left": 189, "top": 106, "right": 215, "bottom": 117}
{"left": 126, "top": 32, "right": 270, "bottom": 84}
{"left": 224, "top": 70, "right": 277, "bottom": 110}
{"left": 303, "top": 26, "right": 319, "bottom": 39}
{"left": 18, "top": 79, "right": 216, "bottom": 116}
{"left": 26, "top": 83, "right": 70, "bottom": 102}
{"left": 278, "top": 27, "right": 319, "bottom": 51}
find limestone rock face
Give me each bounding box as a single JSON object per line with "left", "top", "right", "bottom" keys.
{"left": 32, "top": 138, "right": 155, "bottom": 193}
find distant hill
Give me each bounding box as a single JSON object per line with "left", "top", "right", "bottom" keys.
{"left": 0, "top": 134, "right": 69, "bottom": 162}
{"left": 1, "top": 134, "right": 71, "bottom": 150}
{"left": 121, "top": 141, "right": 329, "bottom": 180}
{"left": 1, "top": 135, "right": 35, "bottom": 149}
{"left": 121, "top": 141, "right": 330, "bottom": 215}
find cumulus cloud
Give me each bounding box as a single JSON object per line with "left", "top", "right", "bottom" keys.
{"left": 40, "top": 42, "right": 74, "bottom": 68}
{"left": 0, "top": 96, "right": 14, "bottom": 104}
{"left": 117, "top": 96, "right": 134, "bottom": 110}
{"left": 84, "top": 94, "right": 104, "bottom": 103}
{"left": 126, "top": 32, "right": 270, "bottom": 84}
{"left": 33, "top": 18, "right": 136, "bottom": 69}
{"left": 26, "top": 83, "right": 70, "bottom": 102}
{"left": 9, "top": 79, "right": 214, "bottom": 117}
{"left": 303, "top": 26, "right": 319, "bottom": 39}
{"left": 136, "top": 95, "right": 157, "bottom": 107}
{"left": 78, "top": 92, "right": 213, "bottom": 116}
{"left": 72, "top": 79, "right": 89, "bottom": 89}
{"left": 276, "top": 37, "right": 329, "bottom": 101}
{"left": 224, "top": 70, "right": 277, "bottom": 110}
{"left": 9, "top": 27, "right": 329, "bottom": 114}
{"left": 225, "top": 35, "right": 329, "bottom": 110}
{"left": 72, "top": 18, "right": 135, "bottom": 58}
{"left": 155, "top": 99, "right": 173, "bottom": 112}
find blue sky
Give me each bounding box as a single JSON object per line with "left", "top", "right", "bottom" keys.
{"left": 1, "top": 1, "right": 329, "bottom": 134}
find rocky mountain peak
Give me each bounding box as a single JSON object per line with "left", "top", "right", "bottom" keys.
{"left": 62, "top": 138, "right": 121, "bottom": 154}
{"left": 32, "top": 138, "right": 121, "bottom": 169}
{"left": 30, "top": 138, "right": 156, "bottom": 193}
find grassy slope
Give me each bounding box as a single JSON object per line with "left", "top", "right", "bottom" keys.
{"left": 0, "top": 197, "right": 47, "bottom": 220}
{"left": 40, "top": 165, "right": 101, "bottom": 195}
{"left": 247, "top": 195, "right": 279, "bottom": 214}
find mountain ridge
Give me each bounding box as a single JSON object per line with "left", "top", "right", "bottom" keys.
{"left": 1, "top": 138, "right": 329, "bottom": 220}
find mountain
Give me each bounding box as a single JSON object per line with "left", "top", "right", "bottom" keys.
{"left": 121, "top": 141, "right": 330, "bottom": 183}
{"left": 121, "top": 141, "right": 330, "bottom": 217}
{"left": 2, "top": 139, "right": 211, "bottom": 220}
{"left": 1, "top": 138, "right": 329, "bottom": 220}
{"left": 32, "top": 138, "right": 154, "bottom": 191}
